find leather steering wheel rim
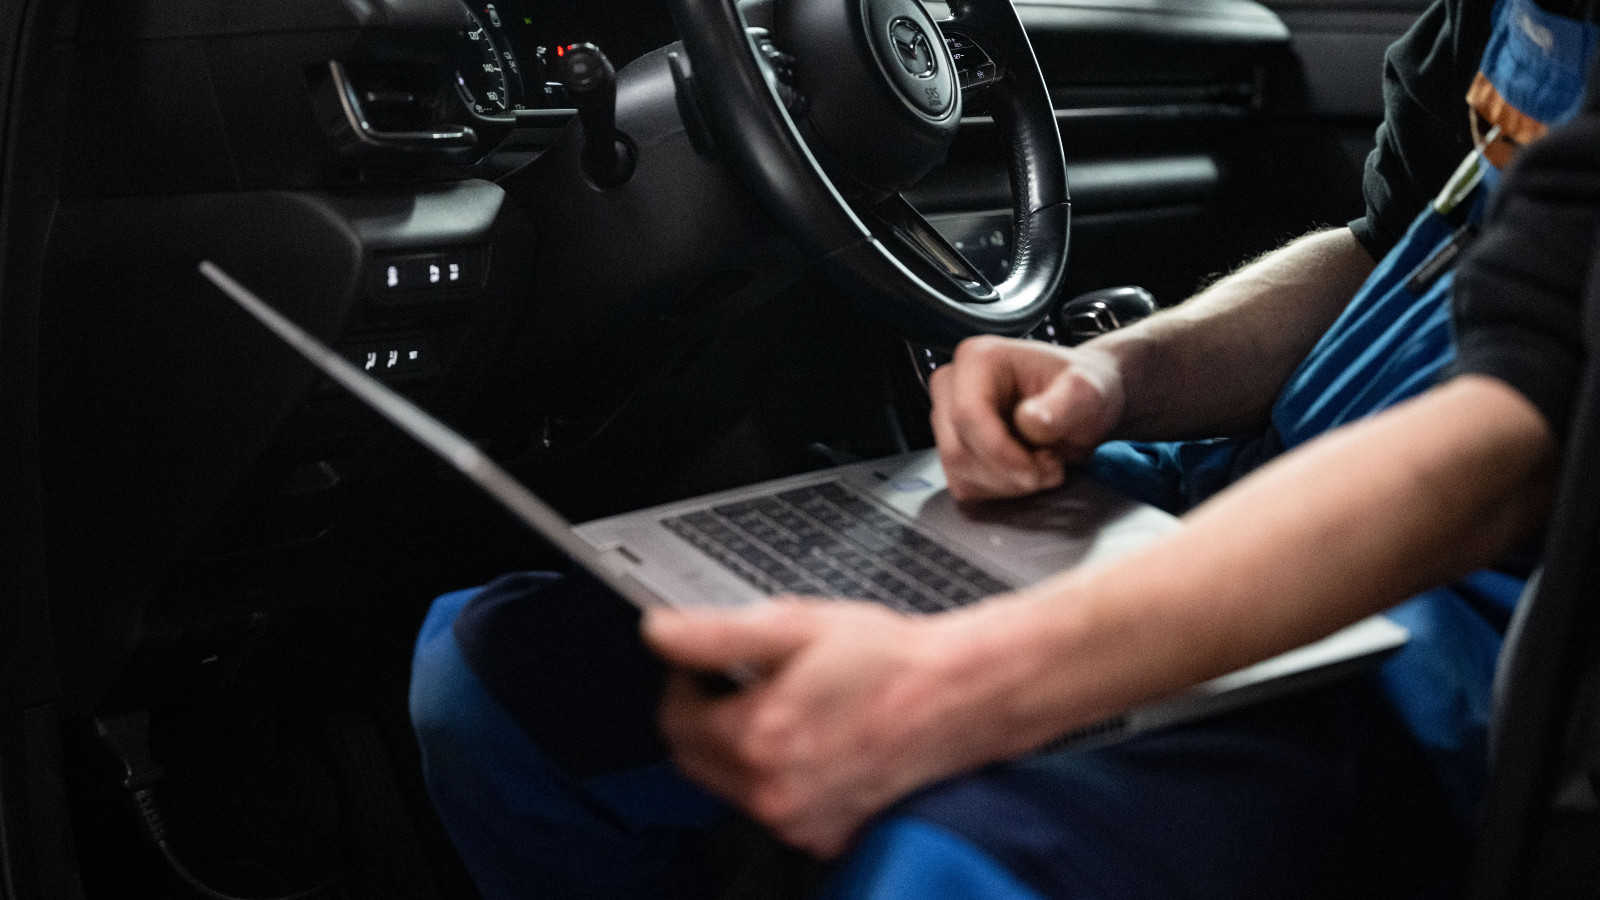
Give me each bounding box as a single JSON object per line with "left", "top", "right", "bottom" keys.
{"left": 671, "top": 0, "right": 1070, "bottom": 345}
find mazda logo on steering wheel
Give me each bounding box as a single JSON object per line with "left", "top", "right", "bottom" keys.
{"left": 888, "top": 18, "right": 937, "bottom": 78}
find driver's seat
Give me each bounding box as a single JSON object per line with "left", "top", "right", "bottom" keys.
{"left": 1470, "top": 362, "right": 1600, "bottom": 899}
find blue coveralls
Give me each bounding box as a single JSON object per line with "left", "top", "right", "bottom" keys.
{"left": 410, "top": 3, "right": 1596, "bottom": 896}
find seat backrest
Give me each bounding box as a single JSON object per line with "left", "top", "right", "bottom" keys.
{"left": 1470, "top": 388, "right": 1600, "bottom": 898}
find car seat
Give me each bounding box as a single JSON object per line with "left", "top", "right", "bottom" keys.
{"left": 1470, "top": 337, "right": 1600, "bottom": 899}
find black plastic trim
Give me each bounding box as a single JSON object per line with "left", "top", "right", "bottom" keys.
{"left": 1015, "top": 0, "right": 1289, "bottom": 44}
{"left": 74, "top": 0, "right": 464, "bottom": 40}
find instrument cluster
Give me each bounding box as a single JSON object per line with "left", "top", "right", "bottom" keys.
{"left": 452, "top": 1, "right": 678, "bottom": 114}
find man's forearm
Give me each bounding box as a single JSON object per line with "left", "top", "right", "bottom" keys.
{"left": 644, "top": 379, "right": 1555, "bottom": 856}
{"left": 929, "top": 375, "right": 1556, "bottom": 756}
{"left": 1091, "top": 227, "right": 1376, "bottom": 441}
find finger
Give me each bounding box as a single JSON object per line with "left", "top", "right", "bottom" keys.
{"left": 936, "top": 348, "right": 1051, "bottom": 498}
{"left": 1012, "top": 369, "right": 1096, "bottom": 447}
{"left": 939, "top": 425, "right": 1047, "bottom": 500}
{"left": 1023, "top": 445, "right": 1069, "bottom": 492}
{"left": 928, "top": 363, "right": 991, "bottom": 484}
{"left": 642, "top": 603, "right": 817, "bottom": 673}
{"left": 926, "top": 363, "right": 965, "bottom": 467}
{"left": 1013, "top": 366, "right": 1117, "bottom": 461}
{"left": 657, "top": 674, "right": 755, "bottom": 802}
{"left": 657, "top": 670, "right": 738, "bottom": 749}
{"left": 1012, "top": 370, "right": 1074, "bottom": 447}
{"left": 932, "top": 404, "right": 1030, "bottom": 500}
{"left": 658, "top": 671, "right": 765, "bottom": 765}
{"left": 1051, "top": 373, "right": 1118, "bottom": 458}
{"left": 931, "top": 389, "right": 994, "bottom": 499}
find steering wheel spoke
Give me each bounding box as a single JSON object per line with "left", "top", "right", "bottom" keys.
{"left": 871, "top": 194, "right": 998, "bottom": 303}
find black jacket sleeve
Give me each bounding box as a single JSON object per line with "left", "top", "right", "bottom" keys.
{"left": 1449, "top": 62, "right": 1600, "bottom": 438}
{"left": 1350, "top": 0, "right": 1495, "bottom": 260}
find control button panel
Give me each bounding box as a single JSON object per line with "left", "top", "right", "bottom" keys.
{"left": 943, "top": 31, "right": 996, "bottom": 90}
{"left": 337, "top": 331, "right": 443, "bottom": 384}
{"left": 958, "top": 65, "right": 994, "bottom": 89}
{"left": 366, "top": 247, "right": 487, "bottom": 302}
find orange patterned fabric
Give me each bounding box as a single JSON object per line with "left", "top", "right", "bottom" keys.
{"left": 1467, "top": 71, "right": 1550, "bottom": 167}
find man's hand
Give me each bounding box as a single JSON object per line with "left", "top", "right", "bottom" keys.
{"left": 928, "top": 336, "right": 1125, "bottom": 501}
{"left": 643, "top": 600, "right": 1021, "bottom": 859}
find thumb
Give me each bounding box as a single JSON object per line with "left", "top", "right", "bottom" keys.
{"left": 1013, "top": 369, "right": 1105, "bottom": 450}
{"left": 642, "top": 604, "right": 816, "bottom": 673}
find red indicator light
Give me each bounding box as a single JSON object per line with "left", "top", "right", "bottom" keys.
{"left": 557, "top": 44, "right": 566, "bottom": 56}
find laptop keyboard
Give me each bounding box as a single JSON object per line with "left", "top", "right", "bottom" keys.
{"left": 661, "top": 481, "right": 1011, "bottom": 613}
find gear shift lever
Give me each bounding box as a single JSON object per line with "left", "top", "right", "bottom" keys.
{"left": 561, "top": 43, "right": 635, "bottom": 188}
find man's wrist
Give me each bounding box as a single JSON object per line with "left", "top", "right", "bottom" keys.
{"left": 921, "top": 583, "right": 1107, "bottom": 758}
{"left": 1078, "top": 330, "right": 1151, "bottom": 441}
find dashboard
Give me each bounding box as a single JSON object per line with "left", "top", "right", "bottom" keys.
{"left": 453, "top": 0, "right": 678, "bottom": 114}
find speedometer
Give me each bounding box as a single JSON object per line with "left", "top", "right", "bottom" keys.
{"left": 455, "top": 4, "right": 513, "bottom": 117}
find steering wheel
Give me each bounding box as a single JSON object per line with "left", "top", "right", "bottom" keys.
{"left": 670, "top": 0, "right": 1069, "bottom": 345}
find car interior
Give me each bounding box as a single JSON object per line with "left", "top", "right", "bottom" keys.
{"left": 0, "top": 0, "right": 1595, "bottom": 897}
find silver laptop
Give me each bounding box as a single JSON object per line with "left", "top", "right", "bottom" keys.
{"left": 201, "top": 260, "right": 1407, "bottom": 747}
{"left": 575, "top": 450, "right": 1174, "bottom": 613}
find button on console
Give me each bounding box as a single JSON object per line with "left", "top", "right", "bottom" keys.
{"left": 367, "top": 248, "right": 487, "bottom": 302}
{"left": 338, "top": 332, "right": 443, "bottom": 383}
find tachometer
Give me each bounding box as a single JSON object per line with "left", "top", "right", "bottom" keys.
{"left": 455, "top": 4, "right": 513, "bottom": 117}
